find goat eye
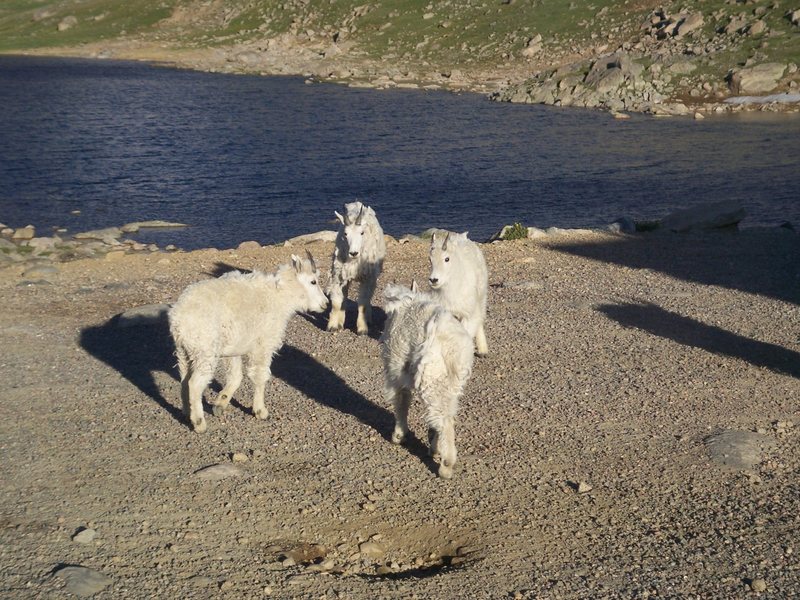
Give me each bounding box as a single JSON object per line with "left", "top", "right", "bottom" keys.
{"left": 360, "top": 231, "right": 365, "bottom": 236}
{"left": 311, "top": 280, "right": 317, "bottom": 285}
{"left": 444, "top": 257, "right": 450, "bottom": 262}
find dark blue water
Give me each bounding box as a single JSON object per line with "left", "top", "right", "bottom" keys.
{"left": 1, "top": 55, "right": 799, "bottom": 250}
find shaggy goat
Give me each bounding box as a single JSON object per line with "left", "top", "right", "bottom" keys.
{"left": 169, "top": 252, "right": 328, "bottom": 433}
{"left": 428, "top": 231, "right": 489, "bottom": 356}
{"left": 380, "top": 282, "right": 474, "bottom": 479}
{"left": 327, "top": 201, "right": 386, "bottom": 335}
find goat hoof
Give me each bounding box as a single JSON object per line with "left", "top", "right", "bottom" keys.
{"left": 254, "top": 408, "right": 269, "bottom": 420}
{"left": 192, "top": 418, "right": 208, "bottom": 433}
{"left": 356, "top": 326, "right": 369, "bottom": 335}
{"left": 391, "top": 431, "right": 405, "bottom": 444}
{"left": 212, "top": 403, "right": 230, "bottom": 417}
{"left": 327, "top": 324, "right": 343, "bottom": 332}
{"left": 438, "top": 464, "right": 454, "bottom": 479}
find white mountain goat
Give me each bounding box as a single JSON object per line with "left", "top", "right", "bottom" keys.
{"left": 380, "top": 282, "right": 474, "bottom": 479}
{"left": 428, "top": 231, "right": 489, "bottom": 356}
{"left": 327, "top": 201, "right": 386, "bottom": 335}
{"left": 169, "top": 252, "right": 328, "bottom": 433}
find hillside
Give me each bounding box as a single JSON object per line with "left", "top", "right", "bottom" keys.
{"left": 1, "top": 0, "right": 799, "bottom": 113}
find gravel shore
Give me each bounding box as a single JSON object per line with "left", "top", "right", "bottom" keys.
{"left": 1, "top": 228, "right": 798, "bottom": 598}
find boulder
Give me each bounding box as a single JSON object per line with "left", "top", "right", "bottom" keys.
{"left": 661, "top": 200, "right": 746, "bottom": 232}
{"left": 74, "top": 227, "right": 123, "bottom": 240}
{"left": 121, "top": 220, "right": 188, "bottom": 232}
{"left": 675, "top": 13, "right": 704, "bottom": 38}
{"left": 789, "top": 9, "right": 800, "bottom": 26}
{"left": 57, "top": 16, "right": 78, "bottom": 31}
{"left": 283, "top": 230, "right": 337, "bottom": 246}
{"left": 747, "top": 20, "right": 768, "bottom": 36}
{"left": 729, "top": 63, "right": 787, "bottom": 94}
{"left": 12, "top": 226, "right": 35, "bottom": 240}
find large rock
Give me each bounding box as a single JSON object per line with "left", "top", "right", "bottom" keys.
{"left": 283, "top": 230, "right": 337, "bottom": 246}
{"left": 704, "top": 430, "right": 775, "bottom": 470}
{"left": 675, "top": 13, "right": 704, "bottom": 38}
{"left": 73, "top": 227, "right": 123, "bottom": 240}
{"left": 729, "top": 63, "right": 787, "bottom": 94}
{"left": 121, "top": 220, "right": 188, "bottom": 233}
{"left": 57, "top": 16, "right": 78, "bottom": 31}
{"left": 661, "top": 200, "right": 746, "bottom": 232}
{"left": 12, "top": 226, "right": 35, "bottom": 240}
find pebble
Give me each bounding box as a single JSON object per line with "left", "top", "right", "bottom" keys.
{"left": 72, "top": 528, "right": 97, "bottom": 544}
{"left": 750, "top": 578, "right": 767, "bottom": 592}
{"left": 194, "top": 463, "right": 243, "bottom": 480}
{"left": 577, "top": 481, "right": 593, "bottom": 494}
{"left": 231, "top": 452, "right": 249, "bottom": 463}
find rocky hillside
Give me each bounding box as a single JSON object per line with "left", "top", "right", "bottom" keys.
{"left": 1, "top": 0, "right": 799, "bottom": 114}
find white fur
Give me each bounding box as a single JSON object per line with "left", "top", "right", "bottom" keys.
{"left": 169, "top": 254, "right": 328, "bottom": 433}
{"left": 327, "top": 201, "right": 386, "bottom": 335}
{"left": 428, "top": 231, "right": 489, "bottom": 356}
{"left": 380, "top": 282, "right": 474, "bottom": 479}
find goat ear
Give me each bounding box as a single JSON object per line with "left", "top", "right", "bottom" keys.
{"left": 335, "top": 210, "right": 345, "bottom": 225}
{"left": 290, "top": 254, "right": 302, "bottom": 272}
{"left": 442, "top": 232, "right": 450, "bottom": 251}
{"left": 460, "top": 231, "right": 469, "bottom": 240}
{"left": 410, "top": 280, "right": 418, "bottom": 293}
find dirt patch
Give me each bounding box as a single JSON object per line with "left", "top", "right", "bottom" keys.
{"left": 0, "top": 229, "right": 798, "bottom": 598}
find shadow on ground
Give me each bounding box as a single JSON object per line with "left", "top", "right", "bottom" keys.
{"left": 597, "top": 302, "right": 800, "bottom": 379}
{"left": 551, "top": 229, "right": 800, "bottom": 305}
{"left": 273, "top": 344, "right": 435, "bottom": 473}
{"left": 79, "top": 315, "right": 186, "bottom": 426}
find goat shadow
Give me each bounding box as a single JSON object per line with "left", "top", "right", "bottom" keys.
{"left": 210, "top": 261, "right": 387, "bottom": 340}
{"left": 597, "top": 302, "right": 800, "bottom": 379}
{"left": 273, "top": 344, "right": 435, "bottom": 473}
{"left": 78, "top": 308, "right": 434, "bottom": 473}
{"left": 79, "top": 313, "right": 187, "bottom": 427}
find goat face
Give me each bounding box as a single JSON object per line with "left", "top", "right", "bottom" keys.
{"left": 292, "top": 253, "right": 329, "bottom": 313}
{"left": 335, "top": 204, "right": 368, "bottom": 260}
{"left": 428, "top": 232, "right": 455, "bottom": 290}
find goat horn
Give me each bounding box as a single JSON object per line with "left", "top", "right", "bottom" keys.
{"left": 442, "top": 232, "right": 450, "bottom": 251}
{"left": 355, "top": 204, "right": 364, "bottom": 225}
{"left": 305, "top": 249, "right": 316, "bottom": 270}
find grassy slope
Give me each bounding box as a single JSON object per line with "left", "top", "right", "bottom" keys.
{"left": 1, "top": 1, "right": 798, "bottom": 93}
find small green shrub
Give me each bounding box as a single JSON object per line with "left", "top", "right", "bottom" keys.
{"left": 501, "top": 222, "right": 528, "bottom": 240}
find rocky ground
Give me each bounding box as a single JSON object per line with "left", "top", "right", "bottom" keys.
{"left": 4, "top": 0, "right": 800, "bottom": 116}
{"left": 1, "top": 224, "right": 798, "bottom": 598}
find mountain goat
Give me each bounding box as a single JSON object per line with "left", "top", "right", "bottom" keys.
{"left": 327, "top": 201, "right": 386, "bottom": 335}
{"left": 380, "top": 282, "right": 474, "bottom": 479}
{"left": 428, "top": 231, "right": 489, "bottom": 356}
{"left": 169, "top": 252, "right": 328, "bottom": 433}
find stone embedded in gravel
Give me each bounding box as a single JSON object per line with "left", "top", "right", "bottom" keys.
{"left": 231, "top": 452, "right": 248, "bottom": 463}
{"left": 23, "top": 264, "right": 59, "bottom": 279}
{"left": 704, "top": 430, "right": 775, "bottom": 470}
{"left": 53, "top": 565, "right": 112, "bottom": 597}
{"left": 116, "top": 304, "right": 171, "bottom": 328}
{"left": 501, "top": 280, "right": 544, "bottom": 290}
{"left": 576, "top": 481, "right": 593, "bottom": 494}
{"left": 750, "top": 578, "right": 767, "bottom": 592}
{"left": 72, "top": 527, "right": 97, "bottom": 544}
{"left": 194, "top": 463, "right": 243, "bottom": 480}
{"left": 359, "top": 540, "right": 384, "bottom": 559}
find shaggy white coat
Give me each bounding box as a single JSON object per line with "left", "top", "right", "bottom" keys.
{"left": 380, "top": 282, "right": 474, "bottom": 478}
{"left": 428, "top": 231, "right": 489, "bottom": 356}
{"left": 327, "top": 201, "right": 386, "bottom": 334}
{"left": 169, "top": 253, "right": 328, "bottom": 433}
